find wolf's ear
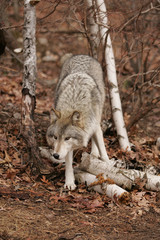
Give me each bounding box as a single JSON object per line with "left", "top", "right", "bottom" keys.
{"left": 50, "top": 108, "right": 61, "bottom": 123}
{"left": 72, "top": 111, "right": 81, "bottom": 126}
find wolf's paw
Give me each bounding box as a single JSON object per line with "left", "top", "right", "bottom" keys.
{"left": 64, "top": 182, "right": 76, "bottom": 191}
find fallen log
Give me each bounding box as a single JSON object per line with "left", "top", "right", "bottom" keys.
{"left": 79, "top": 153, "right": 160, "bottom": 191}
{"left": 74, "top": 169, "right": 130, "bottom": 203}
{"left": 40, "top": 148, "right": 160, "bottom": 193}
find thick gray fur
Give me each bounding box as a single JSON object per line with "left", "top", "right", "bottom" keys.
{"left": 46, "top": 55, "right": 109, "bottom": 190}
{"left": 55, "top": 55, "right": 105, "bottom": 112}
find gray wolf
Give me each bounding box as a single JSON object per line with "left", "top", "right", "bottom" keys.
{"left": 46, "top": 55, "right": 109, "bottom": 190}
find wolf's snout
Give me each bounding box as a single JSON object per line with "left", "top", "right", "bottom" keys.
{"left": 53, "top": 153, "right": 59, "bottom": 159}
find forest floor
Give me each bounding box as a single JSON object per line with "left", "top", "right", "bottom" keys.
{"left": 0, "top": 50, "right": 160, "bottom": 240}
{"left": 0, "top": 3, "right": 160, "bottom": 240}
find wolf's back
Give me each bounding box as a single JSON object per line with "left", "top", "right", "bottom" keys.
{"left": 57, "top": 55, "right": 105, "bottom": 103}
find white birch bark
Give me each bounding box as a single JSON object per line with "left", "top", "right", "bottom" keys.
{"left": 23, "top": 0, "right": 37, "bottom": 95}
{"left": 22, "top": 0, "right": 47, "bottom": 173}
{"left": 86, "top": 0, "right": 99, "bottom": 59}
{"left": 86, "top": 0, "right": 130, "bottom": 150}
{"left": 75, "top": 169, "right": 130, "bottom": 202}
{"left": 79, "top": 153, "right": 160, "bottom": 191}
{"left": 95, "top": 0, "right": 130, "bottom": 150}
{"left": 40, "top": 147, "right": 130, "bottom": 201}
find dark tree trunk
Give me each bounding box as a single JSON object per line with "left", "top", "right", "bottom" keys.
{"left": 21, "top": 0, "right": 47, "bottom": 175}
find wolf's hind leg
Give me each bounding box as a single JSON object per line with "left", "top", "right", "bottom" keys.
{"left": 91, "top": 138, "right": 100, "bottom": 158}
{"left": 64, "top": 150, "right": 76, "bottom": 190}
{"left": 93, "top": 125, "right": 110, "bottom": 162}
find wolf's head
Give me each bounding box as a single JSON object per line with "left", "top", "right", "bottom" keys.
{"left": 46, "top": 108, "right": 87, "bottom": 160}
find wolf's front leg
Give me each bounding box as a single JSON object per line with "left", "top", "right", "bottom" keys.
{"left": 91, "top": 138, "right": 100, "bottom": 158}
{"left": 64, "top": 150, "right": 76, "bottom": 190}
{"left": 94, "top": 125, "right": 110, "bottom": 162}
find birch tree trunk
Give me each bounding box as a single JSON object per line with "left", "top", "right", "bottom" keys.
{"left": 96, "top": 0, "right": 130, "bottom": 151}
{"left": 86, "top": 0, "right": 130, "bottom": 151}
{"left": 86, "top": 0, "right": 99, "bottom": 59}
{"left": 22, "top": 0, "right": 46, "bottom": 174}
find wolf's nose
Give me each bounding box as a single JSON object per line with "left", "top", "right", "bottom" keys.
{"left": 53, "top": 153, "right": 59, "bottom": 159}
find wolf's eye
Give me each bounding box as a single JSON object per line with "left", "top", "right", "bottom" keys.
{"left": 65, "top": 137, "right": 70, "bottom": 141}
{"left": 53, "top": 135, "right": 57, "bottom": 140}
{"left": 48, "top": 133, "right": 57, "bottom": 139}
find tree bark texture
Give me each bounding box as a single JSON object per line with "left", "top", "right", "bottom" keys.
{"left": 85, "top": 0, "right": 131, "bottom": 150}
{"left": 21, "top": 0, "right": 46, "bottom": 174}
{"left": 75, "top": 169, "right": 130, "bottom": 203}
{"left": 23, "top": 0, "right": 36, "bottom": 95}
{"left": 79, "top": 153, "right": 160, "bottom": 191}
{"left": 86, "top": 0, "right": 99, "bottom": 59}
{"left": 95, "top": 0, "right": 131, "bottom": 151}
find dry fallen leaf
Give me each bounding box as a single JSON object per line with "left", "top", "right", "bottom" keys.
{"left": 41, "top": 175, "right": 50, "bottom": 185}
{"left": 4, "top": 150, "right": 12, "bottom": 163}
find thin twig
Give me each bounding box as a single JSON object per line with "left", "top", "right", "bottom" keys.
{"left": 124, "top": 70, "right": 159, "bottom": 82}
{"left": 37, "top": 0, "right": 61, "bottom": 21}
{"left": 118, "top": 4, "right": 160, "bottom": 33}
{"left": 0, "top": 65, "right": 19, "bottom": 72}
{"left": 0, "top": 24, "right": 24, "bottom": 30}
{"left": 6, "top": 47, "right": 23, "bottom": 65}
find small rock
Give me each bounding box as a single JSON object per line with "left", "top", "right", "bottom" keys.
{"left": 14, "top": 48, "right": 22, "bottom": 53}
{"left": 42, "top": 51, "right": 59, "bottom": 62}
{"left": 38, "top": 37, "right": 48, "bottom": 45}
